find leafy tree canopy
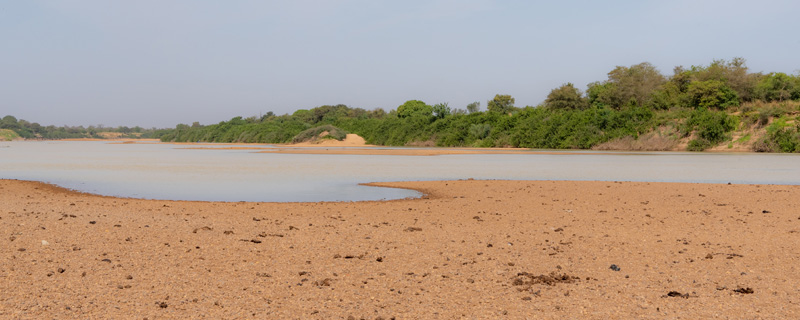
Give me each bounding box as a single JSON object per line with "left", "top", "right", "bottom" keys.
{"left": 432, "top": 102, "right": 451, "bottom": 119}
{"left": 546, "top": 83, "right": 588, "bottom": 110}
{"left": 686, "top": 80, "right": 740, "bottom": 110}
{"left": 396, "top": 100, "right": 433, "bottom": 119}
{"left": 591, "top": 62, "right": 665, "bottom": 109}
{"left": 487, "top": 94, "right": 516, "bottom": 114}
{"left": 466, "top": 101, "right": 480, "bottom": 114}
{"left": 755, "top": 72, "right": 799, "bottom": 102}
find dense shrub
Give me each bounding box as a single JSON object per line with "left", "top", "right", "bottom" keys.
{"left": 755, "top": 72, "right": 799, "bottom": 102}
{"left": 681, "top": 108, "right": 738, "bottom": 150}
{"left": 686, "top": 80, "right": 740, "bottom": 110}
{"left": 511, "top": 106, "right": 654, "bottom": 149}
{"left": 754, "top": 117, "right": 800, "bottom": 152}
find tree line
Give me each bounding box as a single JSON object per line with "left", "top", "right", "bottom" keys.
{"left": 159, "top": 58, "right": 800, "bottom": 152}
{"left": 6, "top": 58, "right": 800, "bottom": 152}
{"left": 0, "top": 115, "right": 163, "bottom": 140}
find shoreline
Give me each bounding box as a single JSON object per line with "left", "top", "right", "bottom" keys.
{"left": 6, "top": 138, "right": 779, "bottom": 155}
{"left": 2, "top": 178, "right": 799, "bottom": 318}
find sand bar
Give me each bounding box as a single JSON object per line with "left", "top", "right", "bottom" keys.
{"left": 1, "top": 179, "right": 799, "bottom": 318}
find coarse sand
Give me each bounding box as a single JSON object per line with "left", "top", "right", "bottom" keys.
{"left": 1, "top": 179, "right": 799, "bottom": 319}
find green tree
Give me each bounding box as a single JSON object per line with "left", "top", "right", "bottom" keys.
{"left": 682, "top": 108, "right": 738, "bottom": 150}
{"left": 1, "top": 115, "right": 20, "bottom": 130}
{"left": 432, "top": 102, "right": 451, "bottom": 119}
{"left": 487, "top": 94, "right": 516, "bottom": 114}
{"left": 469, "top": 123, "right": 492, "bottom": 140}
{"left": 606, "top": 62, "right": 666, "bottom": 108}
{"left": 649, "top": 66, "right": 694, "bottom": 110}
{"left": 545, "top": 83, "right": 588, "bottom": 110}
{"left": 466, "top": 101, "right": 480, "bottom": 113}
{"left": 690, "top": 58, "right": 760, "bottom": 101}
{"left": 396, "top": 100, "right": 433, "bottom": 119}
{"left": 755, "top": 72, "right": 798, "bottom": 102}
{"left": 686, "top": 80, "right": 740, "bottom": 110}
{"left": 586, "top": 81, "right": 619, "bottom": 108}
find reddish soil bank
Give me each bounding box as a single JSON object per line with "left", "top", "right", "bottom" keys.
{"left": 1, "top": 179, "right": 799, "bottom": 319}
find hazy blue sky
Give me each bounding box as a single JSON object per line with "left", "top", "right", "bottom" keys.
{"left": 2, "top": 1, "right": 799, "bottom": 128}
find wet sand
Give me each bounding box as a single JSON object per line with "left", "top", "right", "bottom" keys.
{"left": 2, "top": 179, "right": 799, "bottom": 319}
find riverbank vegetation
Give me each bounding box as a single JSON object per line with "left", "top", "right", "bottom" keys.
{"left": 156, "top": 58, "right": 800, "bottom": 152}
{"left": 5, "top": 58, "right": 799, "bottom": 152}
{"left": 0, "top": 115, "right": 165, "bottom": 140}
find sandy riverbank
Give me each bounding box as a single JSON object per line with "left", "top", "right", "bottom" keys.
{"left": 13, "top": 137, "right": 780, "bottom": 155}
{"left": 2, "top": 179, "right": 799, "bottom": 318}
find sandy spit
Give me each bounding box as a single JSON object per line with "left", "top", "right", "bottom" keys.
{"left": 255, "top": 148, "right": 602, "bottom": 156}
{"left": 1, "top": 179, "right": 799, "bottom": 319}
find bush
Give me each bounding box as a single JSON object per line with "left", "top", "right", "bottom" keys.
{"left": 545, "top": 83, "right": 588, "bottom": 110}
{"left": 754, "top": 117, "right": 800, "bottom": 153}
{"left": 469, "top": 123, "right": 492, "bottom": 140}
{"left": 686, "top": 80, "right": 740, "bottom": 110}
{"left": 510, "top": 106, "right": 654, "bottom": 149}
{"left": 0, "top": 129, "right": 21, "bottom": 141}
{"left": 681, "top": 108, "right": 738, "bottom": 150}
{"left": 687, "top": 139, "right": 713, "bottom": 151}
{"left": 755, "top": 72, "right": 799, "bottom": 102}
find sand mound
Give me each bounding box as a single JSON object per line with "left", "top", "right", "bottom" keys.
{"left": 290, "top": 133, "right": 369, "bottom": 147}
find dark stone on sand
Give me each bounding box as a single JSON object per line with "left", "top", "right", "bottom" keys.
{"left": 666, "top": 291, "right": 688, "bottom": 298}
{"left": 733, "top": 287, "right": 754, "bottom": 294}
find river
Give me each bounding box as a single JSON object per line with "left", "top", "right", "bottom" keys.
{"left": 1, "top": 141, "right": 798, "bottom": 202}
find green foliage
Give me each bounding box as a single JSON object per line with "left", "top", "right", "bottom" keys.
{"left": 545, "top": 83, "right": 588, "bottom": 110}
{"left": 432, "top": 102, "right": 451, "bottom": 119}
{"left": 487, "top": 94, "right": 516, "bottom": 114}
{"left": 511, "top": 106, "right": 654, "bottom": 149}
{"left": 588, "top": 62, "right": 665, "bottom": 109}
{"left": 689, "top": 57, "right": 759, "bottom": 101}
{"left": 159, "top": 113, "right": 310, "bottom": 143}
{"left": 1, "top": 114, "right": 161, "bottom": 140}
{"left": 469, "top": 123, "right": 492, "bottom": 140}
{"left": 681, "top": 108, "right": 738, "bottom": 150}
{"left": 606, "top": 62, "right": 666, "bottom": 108}
{"left": 396, "top": 100, "right": 433, "bottom": 119}
{"left": 587, "top": 81, "right": 619, "bottom": 108}
{"left": 735, "top": 133, "right": 751, "bottom": 143}
{"left": 755, "top": 72, "right": 799, "bottom": 102}
{"left": 146, "top": 57, "right": 798, "bottom": 153}
{"left": 687, "top": 139, "right": 713, "bottom": 151}
{"left": 466, "top": 101, "right": 481, "bottom": 113}
{"left": 0, "top": 129, "right": 21, "bottom": 141}
{"left": 754, "top": 117, "right": 800, "bottom": 152}
{"left": 686, "top": 80, "right": 740, "bottom": 110}
{"left": 2, "top": 115, "right": 19, "bottom": 129}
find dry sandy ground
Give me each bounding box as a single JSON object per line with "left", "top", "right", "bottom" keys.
{"left": 2, "top": 179, "right": 799, "bottom": 319}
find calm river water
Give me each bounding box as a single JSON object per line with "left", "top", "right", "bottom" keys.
{"left": 1, "top": 141, "right": 799, "bottom": 202}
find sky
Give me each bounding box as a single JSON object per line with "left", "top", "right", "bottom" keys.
{"left": 2, "top": 0, "right": 799, "bottom": 128}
